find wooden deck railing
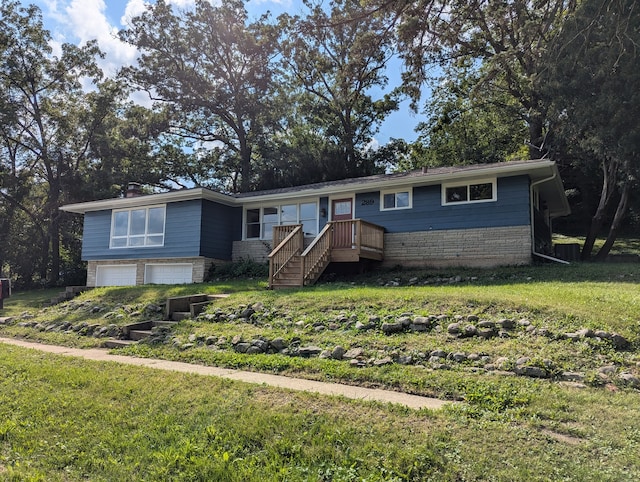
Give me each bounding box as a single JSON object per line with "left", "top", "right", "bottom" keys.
{"left": 269, "top": 220, "right": 384, "bottom": 287}
{"left": 301, "top": 223, "right": 333, "bottom": 285}
{"left": 273, "top": 224, "right": 301, "bottom": 246}
{"left": 331, "top": 219, "right": 384, "bottom": 256}
{"left": 357, "top": 220, "right": 385, "bottom": 255}
{"left": 268, "top": 225, "right": 303, "bottom": 288}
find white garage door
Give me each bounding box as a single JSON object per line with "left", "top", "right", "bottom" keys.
{"left": 144, "top": 264, "right": 193, "bottom": 285}
{"left": 96, "top": 265, "right": 137, "bottom": 287}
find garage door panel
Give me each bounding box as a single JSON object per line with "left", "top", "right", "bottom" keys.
{"left": 96, "top": 265, "right": 137, "bottom": 287}
{"left": 145, "top": 264, "right": 193, "bottom": 284}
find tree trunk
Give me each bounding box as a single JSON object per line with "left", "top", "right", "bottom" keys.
{"left": 594, "top": 179, "right": 631, "bottom": 261}
{"left": 581, "top": 158, "right": 618, "bottom": 260}
{"left": 528, "top": 114, "right": 545, "bottom": 159}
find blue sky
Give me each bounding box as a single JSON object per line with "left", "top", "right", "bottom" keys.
{"left": 27, "top": 0, "right": 422, "bottom": 144}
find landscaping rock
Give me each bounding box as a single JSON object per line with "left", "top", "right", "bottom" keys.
{"left": 331, "top": 345, "right": 346, "bottom": 360}
{"left": 561, "top": 372, "right": 586, "bottom": 382}
{"left": 618, "top": 373, "right": 640, "bottom": 388}
{"left": 599, "top": 365, "right": 617, "bottom": 376}
{"left": 477, "top": 327, "right": 496, "bottom": 339}
{"left": 497, "top": 318, "right": 515, "bottom": 329}
{"left": 381, "top": 322, "right": 404, "bottom": 335}
{"left": 495, "top": 357, "right": 511, "bottom": 370}
{"left": 576, "top": 328, "right": 594, "bottom": 338}
{"left": 397, "top": 355, "right": 413, "bottom": 365}
{"left": 373, "top": 357, "right": 393, "bottom": 366}
{"left": 298, "top": 346, "right": 323, "bottom": 357}
{"left": 462, "top": 324, "right": 478, "bottom": 337}
{"left": 343, "top": 347, "right": 365, "bottom": 359}
{"left": 240, "top": 307, "right": 255, "bottom": 319}
{"left": 451, "top": 352, "right": 468, "bottom": 362}
{"left": 430, "top": 350, "right": 447, "bottom": 358}
{"left": 610, "top": 333, "right": 630, "bottom": 349}
{"left": 270, "top": 338, "right": 288, "bottom": 351}
{"left": 251, "top": 339, "right": 268, "bottom": 352}
{"left": 447, "top": 322, "right": 461, "bottom": 335}
{"left": 234, "top": 342, "right": 251, "bottom": 353}
{"left": 515, "top": 365, "right": 548, "bottom": 378}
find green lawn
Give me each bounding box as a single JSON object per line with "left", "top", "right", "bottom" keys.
{"left": 1, "top": 262, "right": 639, "bottom": 480}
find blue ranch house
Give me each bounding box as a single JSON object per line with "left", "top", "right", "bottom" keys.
{"left": 61, "top": 159, "right": 570, "bottom": 288}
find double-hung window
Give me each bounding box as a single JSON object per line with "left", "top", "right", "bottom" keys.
{"left": 442, "top": 179, "right": 496, "bottom": 205}
{"left": 245, "top": 202, "right": 318, "bottom": 239}
{"left": 381, "top": 189, "right": 412, "bottom": 211}
{"left": 111, "top": 205, "right": 165, "bottom": 248}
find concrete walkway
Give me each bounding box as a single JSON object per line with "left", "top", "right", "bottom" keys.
{"left": 0, "top": 337, "right": 451, "bottom": 410}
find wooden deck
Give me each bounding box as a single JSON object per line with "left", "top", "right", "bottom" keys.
{"left": 269, "top": 220, "right": 384, "bottom": 289}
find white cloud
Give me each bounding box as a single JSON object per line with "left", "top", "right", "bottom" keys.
{"left": 120, "top": 0, "right": 148, "bottom": 27}
{"left": 62, "top": 0, "right": 137, "bottom": 76}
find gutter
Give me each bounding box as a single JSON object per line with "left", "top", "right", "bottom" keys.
{"left": 530, "top": 171, "right": 570, "bottom": 265}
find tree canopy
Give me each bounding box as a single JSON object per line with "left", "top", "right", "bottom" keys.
{"left": 1, "top": 0, "right": 639, "bottom": 286}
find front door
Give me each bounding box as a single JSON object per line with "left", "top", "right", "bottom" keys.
{"left": 331, "top": 198, "right": 353, "bottom": 248}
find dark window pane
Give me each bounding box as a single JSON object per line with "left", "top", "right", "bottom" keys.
{"left": 446, "top": 186, "right": 467, "bottom": 203}
{"left": 383, "top": 193, "right": 395, "bottom": 209}
{"left": 470, "top": 183, "right": 493, "bottom": 200}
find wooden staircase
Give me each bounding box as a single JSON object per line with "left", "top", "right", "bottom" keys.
{"left": 268, "top": 220, "right": 384, "bottom": 289}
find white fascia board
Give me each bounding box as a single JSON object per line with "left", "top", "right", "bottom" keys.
{"left": 235, "top": 160, "right": 559, "bottom": 204}
{"left": 60, "top": 188, "right": 237, "bottom": 214}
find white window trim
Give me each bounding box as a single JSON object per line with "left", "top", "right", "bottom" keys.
{"left": 380, "top": 188, "right": 413, "bottom": 211}
{"left": 441, "top": 178, "right": 497, "bottom": 206}
{"left": 243, "top": 201, "right": 319, "bottom": 240}
{"left": 110, "top": 204, "right": 166, "bottom": 249}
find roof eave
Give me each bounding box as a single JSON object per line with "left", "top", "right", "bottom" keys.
{"left": 60, "top": 188, "right": 237, "bottom": 214}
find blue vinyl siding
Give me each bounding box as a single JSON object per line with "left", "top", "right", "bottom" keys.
{"left": 82, "top": 200, "right": 202, "bottom": 260}
{"left": 355, "top": 175, "right": 531, "bottom": 233}
{"left": 200, "top": 200, "right": 241, "bottom": 259}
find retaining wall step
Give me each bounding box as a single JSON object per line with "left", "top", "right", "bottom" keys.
{"left": 103, "top": 339, "right": 137, "bottom": 349}
{"left": 171, "top": 311, "right": 191, "bottom": 321}
{"left": 129, "top": 329, "right": 153, "bottom": 341}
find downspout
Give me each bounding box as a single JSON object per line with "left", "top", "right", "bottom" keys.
{"left": 530, "top": 172, "right": 570, "bottom": 264}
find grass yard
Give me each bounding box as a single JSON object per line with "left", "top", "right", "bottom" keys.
{"left": 1, "top": 262, "right": 639, "bottom": 480}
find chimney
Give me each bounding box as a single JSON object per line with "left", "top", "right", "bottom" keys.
{"left": 125, "top": 182, "right": 142, "bottom": 198}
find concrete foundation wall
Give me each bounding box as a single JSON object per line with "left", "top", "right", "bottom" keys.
{"left": 233, "top": 225, "right": 532, "bottom": 269}
{"left": 232, "top": 240, "right": 272, "bottom": 263}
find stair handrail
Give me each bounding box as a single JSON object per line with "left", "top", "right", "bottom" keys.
{"left": 301, "top": 222, "right": 333, "bottom": 285}
{"left": 268, "top": 225, "right": 303, "bottom": 288}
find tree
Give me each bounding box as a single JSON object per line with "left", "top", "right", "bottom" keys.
{"left": 412, "top": 61, "right": 528, "bottom": 167}
{"left": 280, "top": 0, "right": 399, "bottom": 179}
{"left": 0, "top": 0, "right": 105, "bottom": 285}
{"left": 379, "top": 0, "right": 577, "bottom": 159}
{"left": 544, "top": 0, "right": 639, "bottom": 260}
{"left": 119, "top": 0, "right": 281, "bottom": 192}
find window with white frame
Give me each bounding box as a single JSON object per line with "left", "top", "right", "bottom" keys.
{"left": 442, "top": 179, "right": 496, "bottom": 205}
{"left": 110, "top": 205, "right": 165, "bottom": 248}
{"left": 381, "top": 189, "right": 412, "bottom": 210}
{"left": 245, "top": 202, "right": 318, "bottom": 239}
